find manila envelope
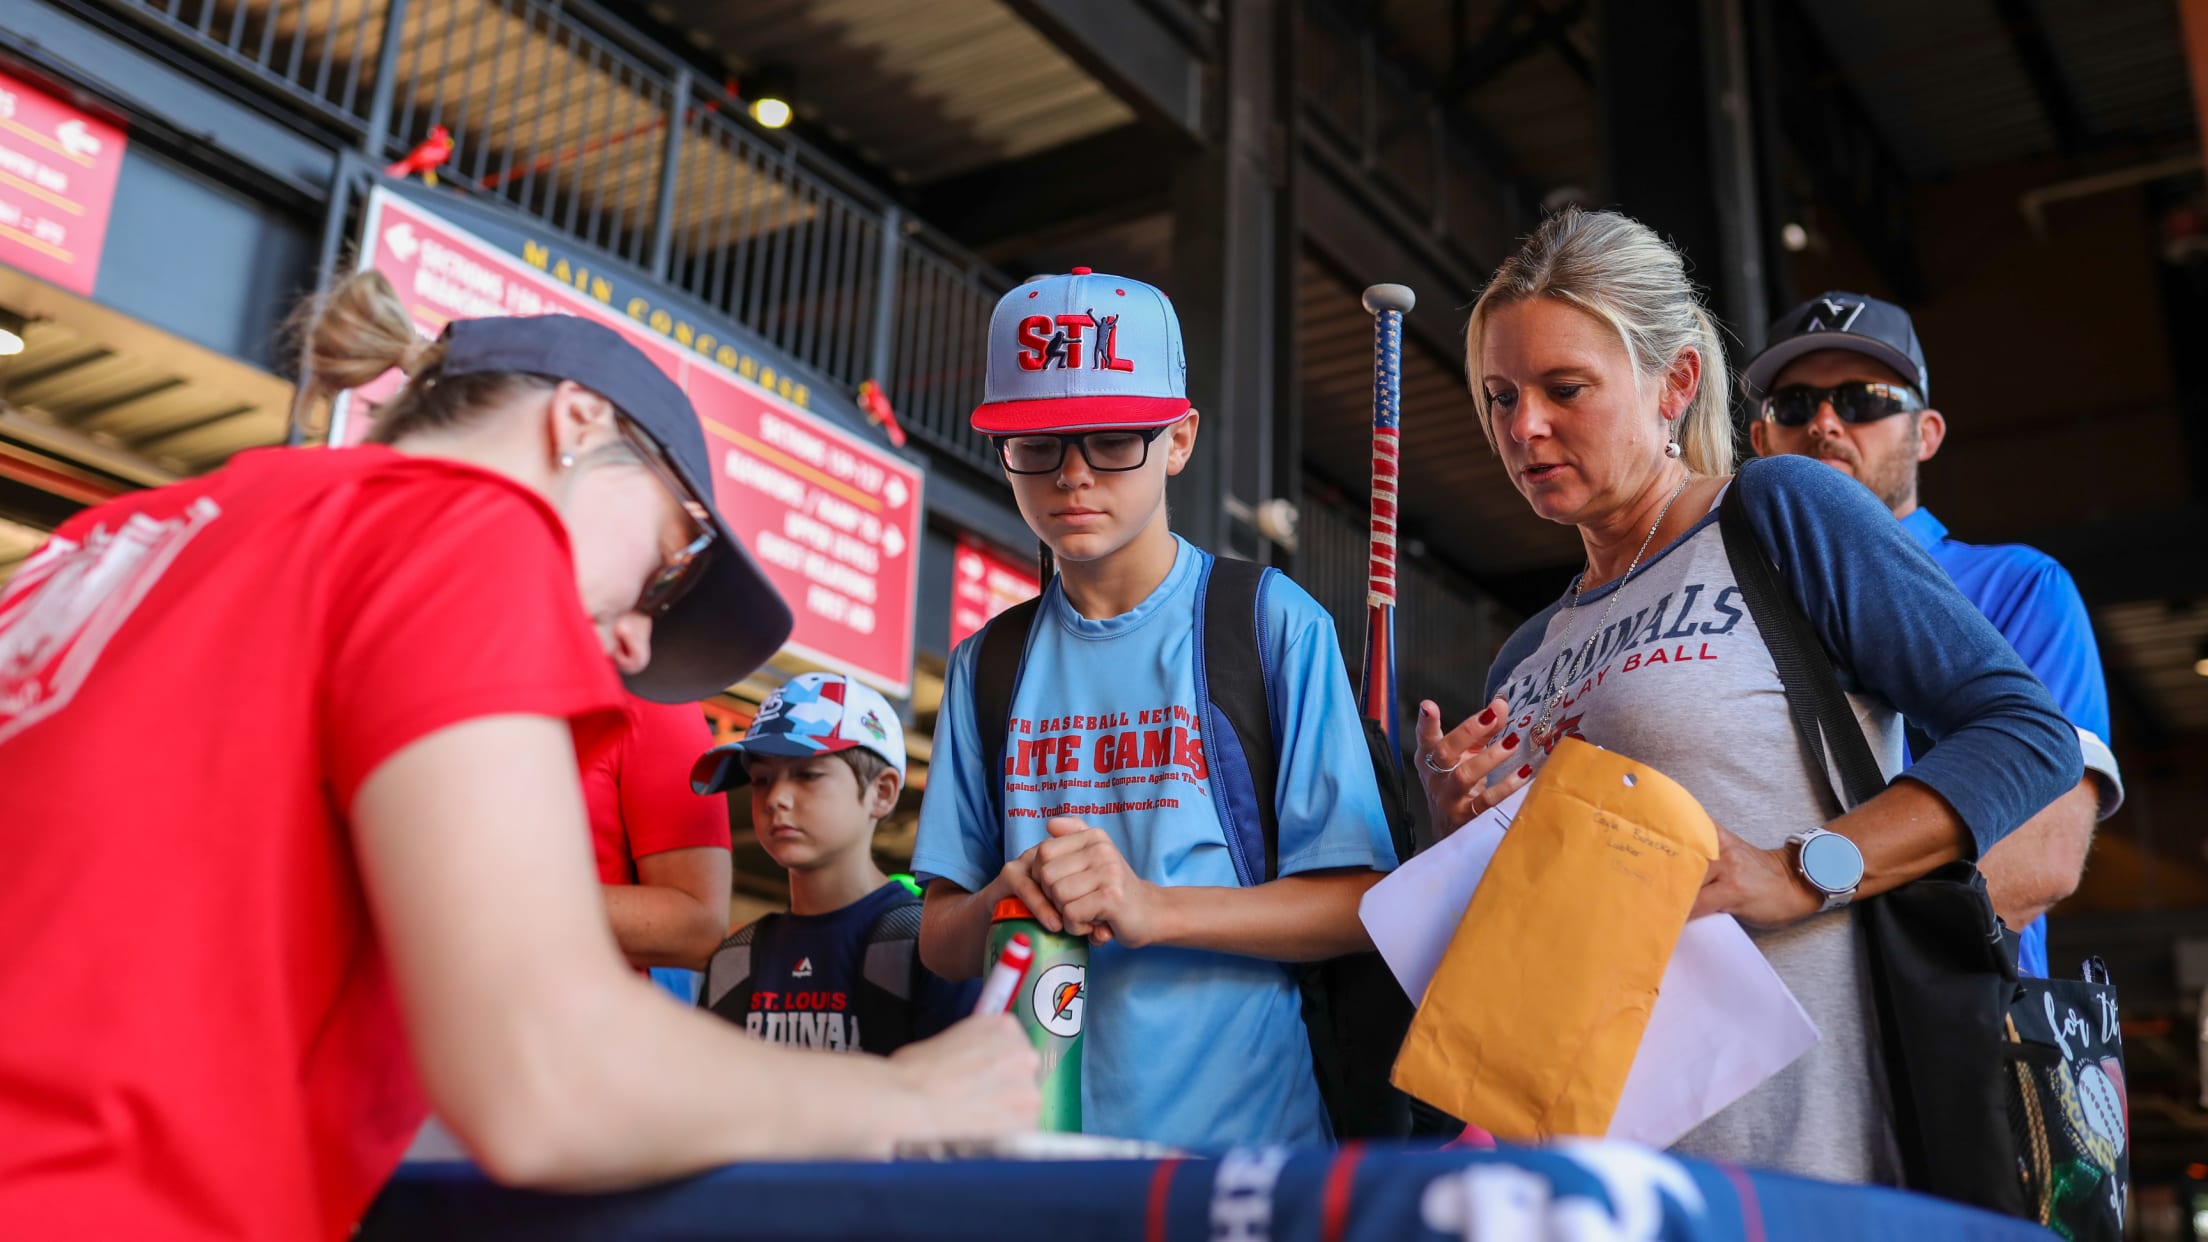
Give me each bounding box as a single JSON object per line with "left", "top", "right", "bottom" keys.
{"left": 1391, "top": 737, "right": 1719, "bottom": 1141}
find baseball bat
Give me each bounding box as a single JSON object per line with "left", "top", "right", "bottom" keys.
{"left": 1360, "top": 283, "right": 1414, "bottom": 770}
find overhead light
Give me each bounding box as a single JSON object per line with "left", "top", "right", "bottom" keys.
{"left": 1780, "top": 222, "right": 1810, "bottom": 252}
{"left": 751, "top": 97, "right": 792, "bottom": 129}
{"left": 2195, "top": 637, "right": 2208, "bottom": 678}
{"left": 0, "top": 309, "right": 25, "bottom": 357}
{"left": 747, "top": 66, "right": 794, "bottom": 130}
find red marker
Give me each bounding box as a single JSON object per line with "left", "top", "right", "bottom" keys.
{"left": 973, "top": 933, "right": 1033, "bottom": 1016}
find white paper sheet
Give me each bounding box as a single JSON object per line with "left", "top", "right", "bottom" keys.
{"left": 1361, "top": 789, "right": 1820, "bottom": 1148}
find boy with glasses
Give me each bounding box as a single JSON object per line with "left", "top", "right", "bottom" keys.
{"left": 1744, "top": 291, "right": 2123, "bottom": 978}
{"left": 911, "top": 268, "right": 1397, "bottom": 1148}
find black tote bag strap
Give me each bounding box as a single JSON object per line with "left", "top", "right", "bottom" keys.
{"left": 1717, "top": 482, "right": 1887, "bottom": 809}
{"left": 1720, "top": 482, "right": 2025, "bottom": 1215}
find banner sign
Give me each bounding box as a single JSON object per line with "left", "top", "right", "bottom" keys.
{"left": 949, "top": 533, "right": 1040, "bottom": 650}
{"left": 0, "top": 70, "right": 125, "bottom": 296}
{"left": 351, "top": 187, "right": 923, "bottom": 695}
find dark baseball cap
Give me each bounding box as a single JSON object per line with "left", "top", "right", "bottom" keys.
{"left": 441, "top": 315, "right": 793, "bottom": 702}
{"left": 1741, "top": 291, "right": 1930, "bottom": 402}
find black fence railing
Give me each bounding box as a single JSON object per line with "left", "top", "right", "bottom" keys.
{"left": 1297, "top": 492, "right": 1511, "bottom": 754}
{"left": 93, "top": 0, "right": 1010, "bottom": 477}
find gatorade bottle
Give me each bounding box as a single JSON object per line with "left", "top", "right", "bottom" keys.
{"left": 987, "top": 898, "right": 1086, "bottom": 1132}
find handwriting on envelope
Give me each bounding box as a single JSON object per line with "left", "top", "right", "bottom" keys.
{"left": 1374, "top": 739, "right": 1817, "bottom": 1146}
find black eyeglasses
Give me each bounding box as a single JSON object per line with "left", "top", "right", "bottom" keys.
{"left": 994, "top": 426, "right": 1171, "bottom": 476}
{"left": 1760, "top": 381, "right": 1924, "bottom": 427}
{"left": 614, "top": 418, "right": 717, "bottom": 614}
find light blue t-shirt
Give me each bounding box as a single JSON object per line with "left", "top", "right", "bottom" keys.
{"left": 912, "top": 536, "right": 1397, "bottom": 1150}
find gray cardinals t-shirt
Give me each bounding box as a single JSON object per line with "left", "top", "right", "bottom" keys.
{"left": 1480, "top": 455, "right": 2080, "bottom": 1184}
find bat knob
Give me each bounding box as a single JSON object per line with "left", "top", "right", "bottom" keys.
{"left": 1362, "top": 284, "right": 1416, "bottom": 316}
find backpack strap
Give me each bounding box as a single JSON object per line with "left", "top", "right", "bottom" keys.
{"left": 974, "top": 594, "right": 1045, "bottom": 828}
{"left": 1716, "top": 482, "right": 1886, "bottom": 809}
{"left": 700, "top": 915, "right": 773, "bottom": 1017}
{"left": 860, "top": 891, "right": 927, "bottom": 1002}
{"left": 1196, "top": 555, "right": 1280, "bottom": 887}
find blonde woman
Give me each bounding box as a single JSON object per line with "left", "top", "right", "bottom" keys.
{"left": 0, "top": 272, "right": 1035, "bottom": 1240}
{"left": 1411, "top": 210, "right": 2078, "bottom": 1182}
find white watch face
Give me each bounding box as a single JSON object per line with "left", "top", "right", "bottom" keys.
{"left": 1800, "top": 832, "right": 1865, "bottom": 894}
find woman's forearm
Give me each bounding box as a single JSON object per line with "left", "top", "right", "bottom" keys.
{"left": 1827, "top": 776, "right": 1972, "bottom": 898}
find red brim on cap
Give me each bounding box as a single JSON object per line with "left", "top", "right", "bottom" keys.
{"left": 970, "top": 396, "right": 1191, "bottom": 436}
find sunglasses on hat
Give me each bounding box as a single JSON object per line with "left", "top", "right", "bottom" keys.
{"left": 1759, "top": 381, "right": 1924, "bottom": 428}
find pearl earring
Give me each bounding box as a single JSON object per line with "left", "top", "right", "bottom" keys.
{"left": 559, "top": 452, "right": 577, "bottom": 470}
{"left": 1664, "top": 438, "right": 1683, "bottom": 459}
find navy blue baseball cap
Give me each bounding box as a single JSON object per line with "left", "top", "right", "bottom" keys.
{"left": 440, "top": 315, "right": 793, "bottom": 703}
{"left": 1742, "top": 291, "right": 1930, "bottom": 402}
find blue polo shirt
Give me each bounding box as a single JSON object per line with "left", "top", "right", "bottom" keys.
{"left": 1900, "top": 507, "right": 2109, "bottom": 978}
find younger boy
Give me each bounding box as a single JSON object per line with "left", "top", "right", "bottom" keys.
{"left": 692, "top": 672, "right": 976, "bottom": 1053}
{"left": 911, "top": 268, "right": 1397, "bottom": 1149}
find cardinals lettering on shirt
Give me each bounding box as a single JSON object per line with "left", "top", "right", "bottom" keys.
{"left": 1498, "top": 580, "right": 1747, "bottom": 754}
{"left": 745, "top": 989, "right": 859, "bottom": 1051}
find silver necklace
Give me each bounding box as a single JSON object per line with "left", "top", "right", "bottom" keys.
{"left": 1530, "top": 474, "right": 1693, "bottom": 743}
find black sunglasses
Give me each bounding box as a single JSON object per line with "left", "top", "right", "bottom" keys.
{"left": 993, "top": 426, "right": 1172, "bottom": 476}
{"left": 614, "top": 418, "right": 717, "bottom": 614}
{"left": 1759, "top": 381, "right": 1924, "bottom": 428}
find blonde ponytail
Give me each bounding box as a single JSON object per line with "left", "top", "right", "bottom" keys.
{"left": 1678, "top": 303, "right": 1735, "bottom": 477}
{"left": 1465, "top": 208, "right": 1736, "bottom": 477}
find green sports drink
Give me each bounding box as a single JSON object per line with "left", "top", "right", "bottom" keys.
{"left": 987, "top": 898, "right": 1086, "bottom": 1132}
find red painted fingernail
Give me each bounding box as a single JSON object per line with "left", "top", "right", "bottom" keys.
{"left": 1502, "top": 733, "right": 1520, "bottom": 751}
{"left": 1517, "top": 764, "right": 1533, "bottom": 779}
{"left": 1478, "top": 708, "right": 1496, "bottom": 726}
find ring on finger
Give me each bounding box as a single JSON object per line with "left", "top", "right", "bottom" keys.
{"left": 1421, "top": 749, "right": 1468, "bottom": 775}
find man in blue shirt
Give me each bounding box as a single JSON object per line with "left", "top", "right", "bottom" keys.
{"left": 1744, "top": 292, "right": 2123, "bottom": 977}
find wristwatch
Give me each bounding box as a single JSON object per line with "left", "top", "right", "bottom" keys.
{"left": 1786, "top": 828, "right": 1865, "bottom": 912}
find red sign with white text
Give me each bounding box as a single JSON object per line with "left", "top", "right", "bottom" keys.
{"left": 0, "top": 71, "right": 125, "bottom": 296}
{"left": 352, "top": 189, "right": 924, "bottom": 695}
{"left": 950, "top": 534, "right": 1040, "bottom": 651}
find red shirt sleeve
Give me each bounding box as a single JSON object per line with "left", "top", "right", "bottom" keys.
{"left": 617, "top": 697, "right": 732, "bottom": 860}
{"left": 319, "top": 464, "right": 624, "bottom": 811}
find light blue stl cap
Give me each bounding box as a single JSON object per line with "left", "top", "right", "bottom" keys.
{"left": 970, "top": 267, "right": 1190, "bottom": 435}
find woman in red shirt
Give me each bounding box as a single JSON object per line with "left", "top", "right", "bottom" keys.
{"left": 0, "top": 272, "right": 1036, "bottom": 1241}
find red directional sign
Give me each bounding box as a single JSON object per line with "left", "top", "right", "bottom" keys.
{"left": 352, "top": 188, "right": 924, "bottom": 695}
{"left": 950, "top": 534, "right": 1040, "bottom": 651}
{"left": 0, "top": 71, "right": 125, "bottom": 297}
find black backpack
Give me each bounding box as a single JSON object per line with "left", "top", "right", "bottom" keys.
{"left": 972, "top": 553, "right": 1422, "bottom": 1139}
{"left": 698, "top": 892, "right": 931, "bottom": 1056}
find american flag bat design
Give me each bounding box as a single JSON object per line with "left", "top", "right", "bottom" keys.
{"left": 1360, "top": 283, "right": 1415, "bottom": 769}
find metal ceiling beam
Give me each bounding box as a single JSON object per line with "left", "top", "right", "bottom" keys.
{"left": 1992, "top": 0, "right": 2090, "bottom": 156}
{"left": 1005, "top": 0, "right": 1209, "bottom": 146}
{"left": 909, "top": 125, "right": 1174, "bottom": 259}
{"left": 1437, "top": 0, "right": 1590, "bottom": 106}
{"left": 1758, "top": 0, "right": 1927, "bottom": 303}
{"left": 1297, "top": 150, "right": 1477, "bottom": 372}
